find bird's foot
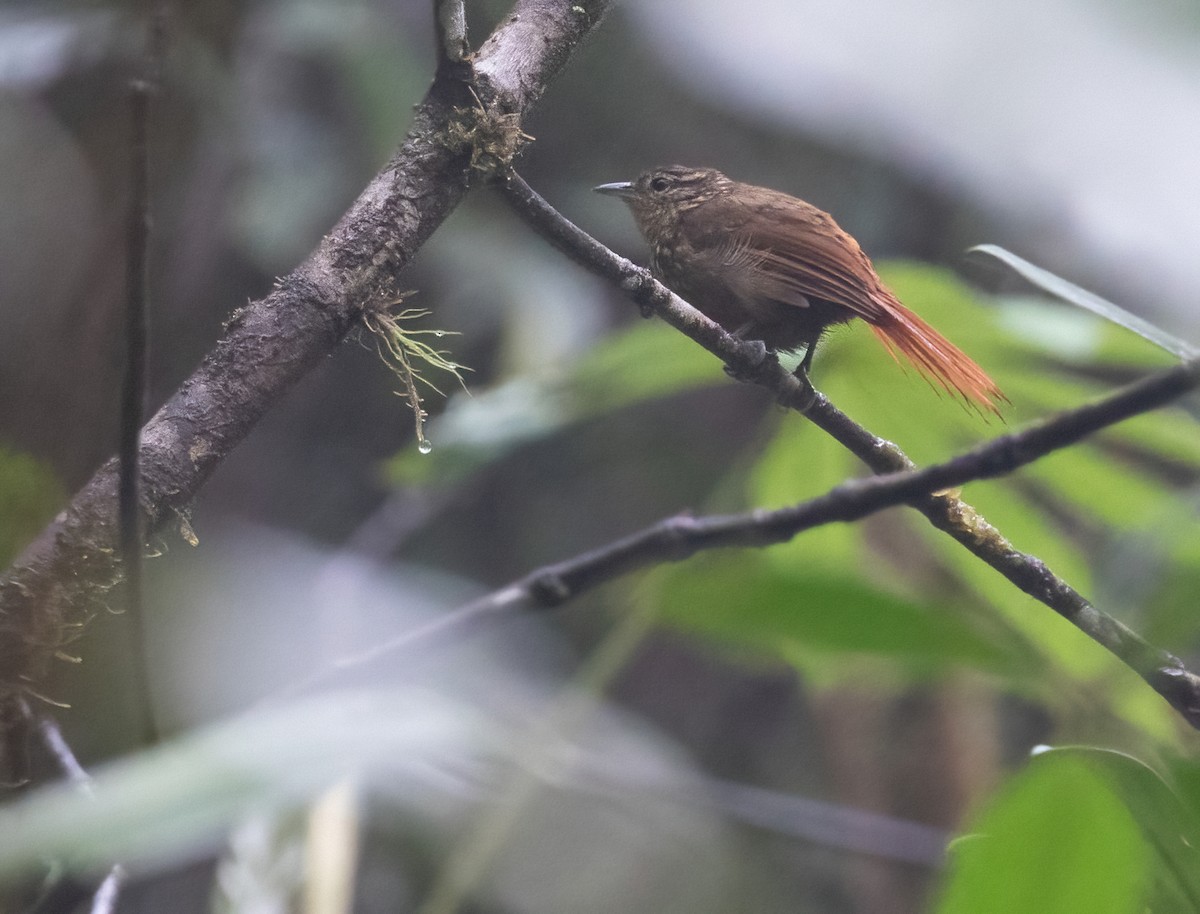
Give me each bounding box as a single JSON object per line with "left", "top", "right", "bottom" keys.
{"left": 784, "top": 363, "right": 819, "bottom": 412}
{"left": 723, "top": 339, "right": 773, "bottom": 381}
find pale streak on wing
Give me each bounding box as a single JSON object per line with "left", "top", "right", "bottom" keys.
{"left": 704, "top": 235, "right": 812, "bottom": 311}
{"left": 737, "top": 204, "right": 888, "bottom": 319}
{"left": 754, "top": 246, "right": 883, "bottom": 319}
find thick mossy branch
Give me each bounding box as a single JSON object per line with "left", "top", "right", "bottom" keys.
{"left": 0, "top": 0, "right": 614, "bottom": 714}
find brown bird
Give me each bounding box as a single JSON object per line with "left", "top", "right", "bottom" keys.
{"left": 594, "top": 165, "right": 1005, "bottom": 414}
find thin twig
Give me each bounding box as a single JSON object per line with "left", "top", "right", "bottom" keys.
{"left": 575, "top": 761, "right": 949, "bottom": 866}
{"left": 17, "top": 699, "right": 126, "bottom": 913}
{"left": 433, "top": 0, "right": 470, "bottom": 67}
{"left": 23, "top": 699, "right": 91, "bottom": 791}
{"left": 287, "top": 365, "right": 1200, "bottom": 718}
{"left": 497, "top": 170, "right": 1200, "bottom": 727}
{"left": 119, "top": 2, "right": 168, "bottom": 748}
{"left": 118, "top": 70, "right": 148, "bottom": 621}
{"left": 89, "top": 866, "right": 127, "bottom": 914}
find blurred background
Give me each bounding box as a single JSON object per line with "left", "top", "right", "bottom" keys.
{"left": 2, "top": 0, "right": 1200, "bottom": 912}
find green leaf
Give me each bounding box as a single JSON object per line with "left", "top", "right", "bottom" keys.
{"left": 0, "top": 692, "right": 491, "bottom": 881}
{"left": 1165, "top": 755, "right": 1200, "bottom": 841}
{"left": 968, "top": 245, "right": 1198, "bottom": 360}
{"left": 1025, "top": 440, "right": 1169, "bottom": 529}
{"left": 748, "top": 414, "right": 862, "bottom": 571}
{"left": 996, "top": 296, "right": 1180, "bottom": 367}
{"left": 1050, "top": 748, "right": 1200, "bottom": 910}
{"left": 1096, "top": 489, "right": 1200, "bottom": 653}
{"left": 654, "top": 553, "right": 1029, "bottom": 680}
{"left": 0, "top": 447, "right": 64, "bottom": 566}
{"left": 567, "top": 320, "right": 723, "bottom": 415}
{"left": 935, "top": 752, "right": 1149, "bottom": 914}
{"left": 909, "top": 479, "right": 1100, "bottom": 679}
{"left": 386, "top": 322, "right": 722, "bottom": 486}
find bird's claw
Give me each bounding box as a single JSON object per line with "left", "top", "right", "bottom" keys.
{"left": 723, "top": 339, "right": 772, "bottom": 381}
{"left": 784, "top": 366, "right": 819, "bottom": 412}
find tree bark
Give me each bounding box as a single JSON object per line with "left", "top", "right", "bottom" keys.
{"left": 0, "top": 0, "right": 612, "bottom": 713}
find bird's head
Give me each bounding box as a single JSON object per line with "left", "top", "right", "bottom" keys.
{"left": 594, "top": 165, "right": 731, "bottom": 242}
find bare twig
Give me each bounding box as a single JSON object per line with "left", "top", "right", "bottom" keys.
{"left": 433, "top": 0, "right": 470, "bottom": 66}
{"left": 0, "top": 0, "right": 612, "bottom": 715}
{"left": 119, "top": 1, "right": 168, "bottom": 748}
{"left": 89, "top": 867, "right": 127, "bottom": 914}
{"left": 119, "top": 64, "right": 148, "bottom": 634}
{"left": 23, "top": 698, "right": 90, "bottom": 791}
{"left": 17, "top": 699, "right": 126, "bottom": 912}
{"left": 288, "top": 363, "right": 1200, "bottom": 720}
{"left": 577, "top": 763, "right": 949, "bottom": 866}
{"left": 497, "top": 170, "right": 1200, "bottom": 727}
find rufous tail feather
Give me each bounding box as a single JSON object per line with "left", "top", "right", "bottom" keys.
{"left": 866, "top": 293, "right": 1006, "bottom": 416}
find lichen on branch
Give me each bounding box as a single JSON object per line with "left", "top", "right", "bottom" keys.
{"left": 441, "top": 87, "right": 534, "bottom": 179}
{"left": 361, "top": 298, "right": 470, "bottom": 453}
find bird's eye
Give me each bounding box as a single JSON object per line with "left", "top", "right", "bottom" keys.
{"left": 649, "top": 176, "right": 671, "bottom": 193}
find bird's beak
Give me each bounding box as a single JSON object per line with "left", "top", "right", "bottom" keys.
{"left": 593, "top": 181, "right": 636, "bottom": 199}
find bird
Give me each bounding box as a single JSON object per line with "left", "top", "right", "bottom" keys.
{"left": 594, "top": 165, "right": 1005, "bottom": 415}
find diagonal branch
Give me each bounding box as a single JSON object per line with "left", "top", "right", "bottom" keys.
{"left": 498, "top": 170, "right": 1200, "bottom": 727}
{"left": 305, "top": 357, "right": 1200, "bottom": 720}
{"left": 0, "top": 0, "right": 612, "bottom": 714}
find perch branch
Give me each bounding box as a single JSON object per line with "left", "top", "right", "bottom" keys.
{"left": 497, "top": 170, "right": 1200, "bottom": 727}
{"left": 293, "top": 364, "right": 1200, "bottom": 725}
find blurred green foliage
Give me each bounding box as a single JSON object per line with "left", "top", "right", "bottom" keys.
{"left": 937, "top": 746, "right": 1200, "bottom": 913}
{"left": 3, "top": 0, "right": 1199, "bottom": 907}
{"left": 651, "top": 555, "right": 1034, "bottom": 685}
{"left": 7, "top": 255, "right": 1176, "bottom": 910}
{"left": 390, "top": 260, "right": 1200, "bottom": 748}
{"left": 0, "top": 691, "right": 492, "bottom": 881}
{"left": 934, "top": 749, "right": 1150, "bottom": 914}
{"left": 0, "top": 446, "right": 63, "bottom": 566}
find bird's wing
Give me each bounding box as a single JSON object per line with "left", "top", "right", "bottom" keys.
{"left": 682, "top": 188, "right": 1005, "bottom": 413}
{"left": 693, "top": 191, "right": 889, "bottom": 318}
{"left": 741, "top": 206, "right": 889, "bottom": 318}
{"left": 699, "top": 235, "right": 812, "bottom": 310}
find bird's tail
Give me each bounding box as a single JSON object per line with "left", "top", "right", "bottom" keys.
{"left": 867, "top": 292, "right": 1006, "bottom": 416}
